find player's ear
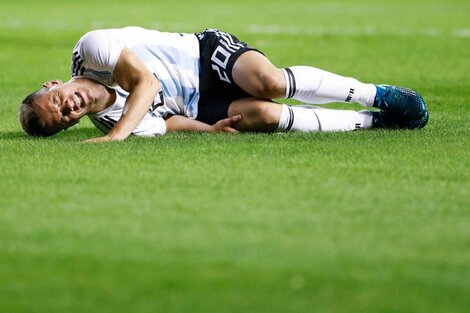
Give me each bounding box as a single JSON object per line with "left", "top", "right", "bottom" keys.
{"left": 42, "top": 79, "right": 63, "bottom": 89}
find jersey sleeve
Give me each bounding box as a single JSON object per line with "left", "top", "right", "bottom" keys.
{"left": 75, "top": 30, "right": 125, "bottom": 73}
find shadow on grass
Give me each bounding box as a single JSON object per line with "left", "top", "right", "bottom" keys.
{"left": 0, "top": 127, "right": 101, "bottom": 141}
{"left": 0, "top": 130, "right": 29, "bottom": 141}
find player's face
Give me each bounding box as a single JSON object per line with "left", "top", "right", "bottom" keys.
{"left": 33, "top": 80, "right": 95, "bottom": 133}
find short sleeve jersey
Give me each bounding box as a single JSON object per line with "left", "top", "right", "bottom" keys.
{"left": 70, "top": 26, "right": 201, "bottom": 136}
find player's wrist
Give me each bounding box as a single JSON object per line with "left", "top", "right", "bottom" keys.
{"left": 106, "top": 130, "right": 128, "bottom": 141}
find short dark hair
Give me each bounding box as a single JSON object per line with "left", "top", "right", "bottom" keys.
{"left": 19, "top": 90, "right": 55, "bottom": 137}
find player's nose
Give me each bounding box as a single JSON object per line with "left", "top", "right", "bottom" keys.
{"left": 62, "top": 99, "right": 73, "bottom": 114}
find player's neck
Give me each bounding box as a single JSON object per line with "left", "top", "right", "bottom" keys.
{"left": 89, "top": 84, "right": 116, "bottom": 114}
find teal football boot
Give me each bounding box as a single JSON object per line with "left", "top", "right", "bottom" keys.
{"left": 372, "top": 108, "right": 429, "bottom": 129}
{"left": 373, "top": 85, "right": 429, "bottom": 129}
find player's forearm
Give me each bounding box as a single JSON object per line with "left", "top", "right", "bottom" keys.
{"left": 107, "top": 79, "right": 159, "bottom": 140}
{"left": 165, "top": 115, "right": 242, "bottom": 133}
{"left": 165, "top": 115, "right": 214, "bottom": 132}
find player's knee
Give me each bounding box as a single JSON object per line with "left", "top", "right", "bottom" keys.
{"left": 256, "top": 70, "right": 285, "bottom": 99}
{"left": 250, "top": 102, "right": 279, "bottom": 127}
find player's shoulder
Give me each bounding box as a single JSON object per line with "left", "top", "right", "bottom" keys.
{"left": 74, "top": 29, "right": 126, "bottom": 65}
{"left": 77, "top": 29, "right": 112, "bottom": 48}
{"left": 81, "top": 26, "right": 149, "bottom": 38}
{"left": 76, "top": 27, "right": 150, "bottom": 49}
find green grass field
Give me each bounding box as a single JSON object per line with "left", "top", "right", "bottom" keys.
{"left": 0, "top": 0, "right": 469, "bottom": 312}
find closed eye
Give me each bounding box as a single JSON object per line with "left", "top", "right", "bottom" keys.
{"left": 53, "top": 95, "right": 60, "bottom": 107}
{"left": 52, "top": 95, "right": 63, "bottom": 114}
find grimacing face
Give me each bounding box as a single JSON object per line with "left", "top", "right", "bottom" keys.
{"left": 33, "top": 80, "right": 95, "bottom": 133}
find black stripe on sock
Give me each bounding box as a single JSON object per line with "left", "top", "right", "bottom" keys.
{"left": 286, "top": 68, "right": 294, "bottom": 98}
{"left": 285, "top": 68, "right": 296, "bottom": 98}
{"left": 283, "top": 68, "right": 292, "bottom": 98}
{"left": 286, "top": 106, "right": 295, "bottom": 131}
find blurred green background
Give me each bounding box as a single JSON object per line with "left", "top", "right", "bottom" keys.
{"left": 0, "top": 0, "right": 469, "bottom": 312}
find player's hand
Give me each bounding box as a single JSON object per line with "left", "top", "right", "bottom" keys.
{"left": 82, "top": 135, "right": 120, "bottom": 143}
{"left": 212, "top": 115, "right": 242, "bottom": 133}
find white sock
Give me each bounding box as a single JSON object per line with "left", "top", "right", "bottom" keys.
{"left": 277, "top": 104, "right": 373, "bottom": 132}
{"left": 282, "top": 66, "right": 376, "bottom": 107}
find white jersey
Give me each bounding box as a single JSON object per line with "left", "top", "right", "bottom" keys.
{"left": 70, "top": 27, "right": 201, "bottom": 136}
{"left": 87, "top": 87, "right": 167, "bottom": 136}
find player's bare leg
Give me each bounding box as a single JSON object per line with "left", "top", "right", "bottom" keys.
{"left": 228, "top": 98, "right": 281, "bottom": 131}
{"left": 227, "top": 98, "right": 375, "bottom": 132}
{"left": 231, "top": 51, "right": 285, "bottom": 99}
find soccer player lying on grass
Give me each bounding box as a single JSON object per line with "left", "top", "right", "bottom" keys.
{"left": 19, "top": 27, "right": 429, "bottom": 142}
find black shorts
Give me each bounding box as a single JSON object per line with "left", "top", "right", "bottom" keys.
{"left": 195, "top": 29, "right": 263, "bottom": 125}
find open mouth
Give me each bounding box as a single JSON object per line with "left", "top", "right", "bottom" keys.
{"left": 74, "top": 92, "right": 85, "bottom": 109}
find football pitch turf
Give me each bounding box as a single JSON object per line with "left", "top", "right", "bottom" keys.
{"left": 0, "top": 0, "right": 469, "bottom": 312}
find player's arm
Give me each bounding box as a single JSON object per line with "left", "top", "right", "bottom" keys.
{"left": 84, "top": 48, "right": 159, "bottom": 142}
{"left": 165, "top": 115, "right": 242, "bottom": 133}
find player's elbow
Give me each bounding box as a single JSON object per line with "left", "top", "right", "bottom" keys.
{"left": 145, "top": 74, "right": 159, "bottom": 92}
{"left": 133, "top": 73, "right": 160, "bottom": 94}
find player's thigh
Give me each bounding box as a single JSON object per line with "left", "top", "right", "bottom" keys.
{"left": 232, "top": 51, "right": 286, "bottom": 99}
{"left": 228, "top": 98, "right": 282, "bottom": 131}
